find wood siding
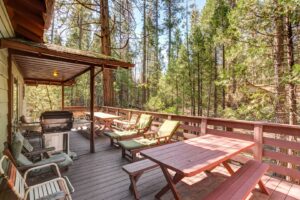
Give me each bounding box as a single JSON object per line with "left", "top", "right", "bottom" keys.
{"left": 0, "top": 48, "right": 24, "bottom": 155}
{"left": 0, "top": 0, "right": 14, "bottom": 38}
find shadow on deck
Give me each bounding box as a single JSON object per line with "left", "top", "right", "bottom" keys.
{"left": 65, "top": 132, "right": 300, "bottom": 200}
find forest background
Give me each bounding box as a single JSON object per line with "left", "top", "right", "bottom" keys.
{"left": 25, "top": 0, "right": 300, "bottom": 125}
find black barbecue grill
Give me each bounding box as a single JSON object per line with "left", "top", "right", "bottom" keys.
{"left": 40, "top": 111, "right": 74, "bottom": 133}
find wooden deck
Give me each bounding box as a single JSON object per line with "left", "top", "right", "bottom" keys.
{"left": 64, "top": 132, "right": 300, "bottom": 200}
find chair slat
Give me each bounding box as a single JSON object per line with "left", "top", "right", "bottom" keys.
{"left": 19, "top": 176, "right": 25, "bottom": 199}
{"left": 53, "top": 181, "right": 60, "bottom": 192}
{"left": 50, "top": 181, "right": 57, "bottom": 193}
{"left": 14, "top": 170, "right": 20, "bottom": 195}
{"left": 38, "top": 185, "right": 44, "bottom": 198}
{"left": 29, "top": 189, "right": 34, "bottom": 200}
{"left": 46, "top": 182, "right": 53, "bottom": 195}
{"left": 34, "top": 187, "right": 39, "bottom": 199}
{"left": 42, "top": 184, "right": 48, "bottom": 196}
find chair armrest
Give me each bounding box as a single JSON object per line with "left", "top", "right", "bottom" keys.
{"left": 25, "top": 177, "right": 69, "bottom": 199}
{"left": 24, "top": 162, "right": 61, "bottom": 180}
{"left": 156, "top": 136, "right": 170, "bottom": 144}
{"left": 24, "top": 147, "right": 55, "bottom": 156}
{"left": 143, "top": 131, "right": 157, "bottom": 139}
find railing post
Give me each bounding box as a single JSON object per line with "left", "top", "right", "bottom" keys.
{"left": 168, "top": 115, "right": 172, "bottom": 120}
{"left": 253, "top": 124, "right": 263, "bottom": 161}
{"left": 128, "top": 111, "right": 132, "bottom": 120}
{"left": 200, "top": 118, "right": 207, "bottom": 136}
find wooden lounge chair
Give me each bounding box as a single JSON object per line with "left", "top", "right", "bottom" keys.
{"left": 113, "top": 114, "right": 139, "bottom": 130}
{"left": 118, "top": 120, "right": 180, "bottom": 162}
{"left": 104, "top": 114, "right": 153, "bottom": 146}
{"left": 8, "top": 132, "right": 73, "bottom": 171}
{"left": 0, "top": 155, "right": 73, "bottom": 200}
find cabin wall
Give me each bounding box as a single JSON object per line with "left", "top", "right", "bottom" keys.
{"left": 0, "top": 49, "right": 8, "bottom": 156}
{"left": 0, "top": 49, "right": 24, "bottom": 155}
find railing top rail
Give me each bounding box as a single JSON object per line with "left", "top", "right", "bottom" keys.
{"left": 64, "top": 105, "right": 300, "bottom": 131}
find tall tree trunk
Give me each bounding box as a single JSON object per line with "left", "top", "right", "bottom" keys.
{"left": 273, "top": 4, "right": 286, "bottom": 124}
{"left": 213, "top": 47, "right": 218, "bottom": 117}
{"left": 286, "top": 13, "right": 297, "bottom": 182}
{"left": 286, "top": 16, "right": 297, "bottom": 125}
{"left": 222, "top": 44, "right": 226, "bottom": 110}
{"left": 50, "top": 11, "right": 55, "bottom": 43}
{"left": 197, "top": 52, "right": 202, "bottom": 116}
{"left": 78, "top": 13, "right": 83, "bottom": 50}
{"left": 101, "top": 0, "right": 114, "bottom": 106}
{"left": 167, "top": 0, "right": 172, "bottom": 67}
{"left": 141, "top": 0, "right": 147, "bottom": 105}
{"left": 207, "top": 67, "right": 213, "bottom": 117}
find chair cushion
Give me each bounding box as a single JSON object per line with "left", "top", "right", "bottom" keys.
{"left": 157, "top": 120, "right": 180, "bottom": 138}
{"left": 11, "top": 132, "right": 24, "bottom": 158}
{"left": 118, "top": 138, "right": 157, "bottom": 150}
{"left": 37, "top": 153, "right": 73, "bottom": 168}
{"left": 135, "top": 114, "right": 152, "bottom": 129}
{"left": 105, "top": 130, "right": 138, "bottom": 139}
{"left": 23, "top": 138, "right": 34, "bottom": 153}
{"left": 16, "top": 154, "right": 33, "bottom": 166}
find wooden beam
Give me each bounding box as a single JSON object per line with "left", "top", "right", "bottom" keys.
{"left": 24, "top": 0, "right": 46, "bottom": 13}
{"left": 63, "top": 67, "right": 91, "bottom": 83}
{"left": 90, "top": 66, "right": 96, "bottom": 153}
{"left": 7, "top": 52, "right": 13, "bottom": 144}
{"left": 15, "top": 25, "right": 43, "bottom": 43}
{"left": 13, "top": 14, "right": 44, "bottom": 37}
{"left": 24, "top": 78, "right": 76, "bottom": 86}
{"left": 5, "top": 0, "right": 45, "bottom": 28}
{"left": 10, "top": 49, "right": 92, "bottom": 66}
{"left": 62, "top": 83, "right": 65, "bottom": 110}
{"left": 1, "top": 39, "right": 134, "bottom": 68}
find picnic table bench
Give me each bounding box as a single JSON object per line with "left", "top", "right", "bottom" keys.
{"left": 204, "top": 160, "right": 269, "bottom": 200}
{"left": 122, "top": 159, "right": 159, "bottom": 199}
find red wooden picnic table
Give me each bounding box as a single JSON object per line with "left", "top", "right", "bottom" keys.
{"left": 141, "top": 134, "right": 261, "bottom": 200}
{"left": 85, "top": 112, "right": 121, "bottom": 133}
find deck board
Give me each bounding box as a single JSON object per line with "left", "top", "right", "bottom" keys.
{"left": 63, "top": 132, "right": 300, "bottom": 200}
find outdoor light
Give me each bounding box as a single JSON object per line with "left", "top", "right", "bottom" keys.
{"left": 53, "top": 70, "right": 59, "bottom": 77}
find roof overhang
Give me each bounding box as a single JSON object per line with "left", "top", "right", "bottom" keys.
{"left": 1, "top": 38, "right": 134, "bottom": 86}
{"left": 3, "top": 0, "right": 55, "bottom": 42}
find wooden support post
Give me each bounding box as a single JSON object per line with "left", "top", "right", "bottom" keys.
{"left": 90, "top": 66, "right": 95, "bottom": 153}
{"left": 253, "top": 124, "right": 263, "bottom": 161}
{"left": 200, "top": 118, "right": 207, "bottom": 136}
{"left": 7, "top": 51, "right": 13, "bottom": 144}
{"left": 128, "top": 111, "right": 132, "bottom": 120}
{"left": 61, "top": 83, "right": 64, "bottom": 110}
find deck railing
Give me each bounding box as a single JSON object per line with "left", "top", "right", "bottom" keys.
{"left": 64, "top": 105, "right": 300, "bottom": 183}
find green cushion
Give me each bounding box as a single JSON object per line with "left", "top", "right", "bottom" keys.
{"left": 135, "top": 114, "right": 152, "bottom": 129}
{"left": 15, "top": 154, "right": 33, "bottom": 166}
{"left": 36, "top": 153, "right": 73, "bottom": 168}
{"left": 105, "top": 130, "right": 138, "bottom": 139}
{"left": 118, "top": 138, "right": 157, "bottom": 150}
{"left": 23, "top": 139, "right": 34, "bottom": 153}
{"left": 157, "top": 120, "right": 180, "bottom": 138}
{"left": 11, "top": 133, "right": 24, "bottom": 158}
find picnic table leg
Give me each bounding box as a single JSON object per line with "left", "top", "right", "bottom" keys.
{"left": 222, "top": 161, "right": 235, "bottom": 175}
{"left": 258, "top": 180, "right": 270, "bottom": 195}
{"left": 155, "top": 168, "right": 183, "bottom": 200}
